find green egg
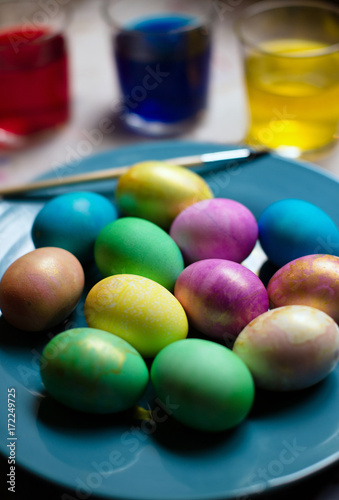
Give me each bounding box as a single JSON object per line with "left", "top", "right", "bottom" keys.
{"left": 94, "top": 217, "right": 184, "bottom": 291}
{"left": 150, "top": 338, "right": 255, "bottom": 432}
{"left": 40, "top": 328, "right": 149, "bottom": 413}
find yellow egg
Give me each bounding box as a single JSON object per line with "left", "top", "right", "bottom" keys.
{"left": 115, "top": 161, "right": 214, "bottom": 229}
{"left": 84, "top": 274, "right": 189, "bottom": 357}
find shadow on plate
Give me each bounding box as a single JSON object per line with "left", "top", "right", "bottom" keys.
{"left": 36, "top": 378, "right": 239, "bottom": 458}
{"left": 0, "top": 316, "right": 60, "bottom": 350}
{"left": 249, "top": 373, "right": 336, "bottom": 419}
{"left": 37, "top": 391, "right": 138, "bottom": 431}
{"left": 258, "top": 259, "right": 280, "bottom": 287}
{"left": 148, "top": 401, "right": 245, "bottom": 455}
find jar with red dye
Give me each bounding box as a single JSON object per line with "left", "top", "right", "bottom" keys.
{"left": 0, "top": 0, "right": 70, "bottom": 147}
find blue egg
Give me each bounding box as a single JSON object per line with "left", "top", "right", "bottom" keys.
{"left": 258, "top": 198, "right": 339, "bottom": 268}
{"left": 32, "top": 192, "right": 118, "bottom": 263}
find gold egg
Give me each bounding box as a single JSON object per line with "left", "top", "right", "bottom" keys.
{"left": 267, "top": 254, "right": 339, "bottom": 323}
{"left": 115, "top": 161, "right": 213, "bottom": 229}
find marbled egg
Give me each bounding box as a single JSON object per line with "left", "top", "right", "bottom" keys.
{"left": 32, "top": 191, "right": 118, "bottom": 263}
{"left": 84, "top": 274, "right": 188, "bottom": 357}
{"left": 233, "top": 306, "right": 339, "bottom": 391}
{"left": 258, "top": 198, "right": 339, "bottom": 268}
{"left": 151, "top": 338, "right": 255, "bottom": 432}
{"left": 174, "top": 259, "right": 269, "bottom": 342}
{"left": 40, "top": 328, "right": 149, "bottom": 413}
{"left": 94, "top": 217, "right": 184, "bottom": 291}
{"left": 0, "top": 247, "right": 84, "bottom": 332}
{"left": 169, "top": 198, "right": 258, "bottom": 264}
{"left": 267, "top": 254, "right": 339, "bottom": 323}
{"left": 115, "top": 161, "right": 213, "bottom": 229}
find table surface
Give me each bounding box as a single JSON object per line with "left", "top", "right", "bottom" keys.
{"left": 0, "top": 1, "right": 338, "bottom": 499}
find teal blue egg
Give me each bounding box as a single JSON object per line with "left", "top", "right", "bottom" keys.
{"left": 32, "top": 192, "right": 118, "bottom": 263}
{"left": 258, "top": 198, "right": 339, "bottom": 267}
{"left": 40, "top": 328, "right": 149, "bottom": 413}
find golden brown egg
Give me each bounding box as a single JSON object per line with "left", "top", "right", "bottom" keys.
{"left": 0, "top": 247, "right": 84, "bottom": 332}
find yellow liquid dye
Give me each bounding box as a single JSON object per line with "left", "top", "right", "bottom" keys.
{"left": 244, "top": 39, "right": 339, "bottom": 155}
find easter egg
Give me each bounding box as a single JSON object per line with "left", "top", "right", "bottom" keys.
{"left": 174, "top": 259, "right": 269, "bottom": 342}
{"left": 267, "top": 254, "right": 339, "bottom": 323}
{"left": 84, "top": 274, "right": 188, "bottom": 357}
{"left": 40, "top": 328, "right": 149, "bottom": 413}
{"left": 32, "top": 191, "right": 118, "bottom": 263}
{"left": 258, "top": 198, "right": 339, "bottom": 268}
{"left": 115, "top": 161, "right": 213, "bottom": 229}
{"left": 94, "top": 217, "right": 184, "bottom": 291}
{"left": 233, "top": 306, "right": 339, "bottom": 391}
{"left": 169, "top": 198, "right": 258, "bottom": 264}
{"left": 0, "top": 247, "right": 84, "bottom": 332}
{"left": 151, "top": 338, "right": 255, "bottom": 432}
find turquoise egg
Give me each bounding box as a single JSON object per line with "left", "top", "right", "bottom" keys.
{"left": 150, "top": 338, "right": 255, "bottom": 432}
{"left": 40, "top": 328, "right": 149, "bottom": 413}
{"left": 32, "top": 192, "right": 118, "bottom": 263}
{"left": 258, "top": 198, "right": 339, "bottom": 267}
{"left": 94, "top": 217, "right": 184, "bottom": 291}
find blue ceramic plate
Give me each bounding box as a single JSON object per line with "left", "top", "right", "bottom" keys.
{"left": 0, "top": 140, "right": 339, "bottom": 500}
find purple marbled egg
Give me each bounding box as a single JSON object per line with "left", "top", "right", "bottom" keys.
{"left": 169, "top": 198, "right": 258, "bottom": 264}
{"left": 174, "top": 259, "right": 269, "bottom": 342}
{"left": 267, "top": 254, "right": 339, "bottom": 323}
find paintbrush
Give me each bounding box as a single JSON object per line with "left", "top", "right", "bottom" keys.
{"left": 0, "top": 146, "right": 268, "bottom": 197}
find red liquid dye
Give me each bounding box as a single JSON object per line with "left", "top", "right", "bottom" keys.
{"left": 0, "top": 27, "right": 69, "bottom": 137}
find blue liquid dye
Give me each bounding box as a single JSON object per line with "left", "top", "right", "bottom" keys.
{"left": 114, "top": 14, "right": 212, "bottom": 126}
{"left": 130, "top": 15, "right": 196, "bottom": 33}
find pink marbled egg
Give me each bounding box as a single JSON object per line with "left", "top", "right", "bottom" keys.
{"left": 174, "top": 259, "right": 268, "bottom": 342}
{"left": 233, "top": 305, "right": 339, "bottom": 391}
{"left": 169, "top": 198, "right": 258, "bottom": 264}
{"left": 267, "top": 254, "right": 339, "bottom": 323}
